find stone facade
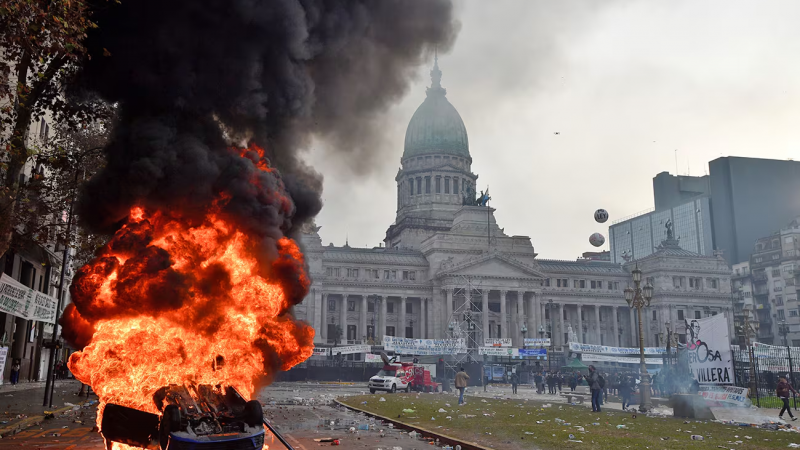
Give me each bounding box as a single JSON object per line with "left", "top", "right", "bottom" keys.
{"left": 296, "top": 61, "right": 733, "bottom": 351}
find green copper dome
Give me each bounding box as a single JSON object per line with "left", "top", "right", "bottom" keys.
{"left": 403, "top": 59, "right": 469, "bottom": 160}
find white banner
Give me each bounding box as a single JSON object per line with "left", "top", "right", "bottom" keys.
{"left": 524, "top": 338, "right": 551, "bottom": 347}
{"left": 0, "top": 275, "right": 57, "bottom": 324}
{"left": 331, "top": 344, "right": 371, "bottom": 356}
{"left": 312, "top": 347, "right": 330, "bottom": 357}
{"left": 0, "top": 347, "right": 7, "bottom": 386}
{"left": 568, "top": 342, "right": 666, "bottom": 355}
{"left": 484, "top": 338, "right": 512, "bottom": 348}
{"left": 697, "top": 385, "right": 749, "bottom": 407}
{"left": 383, "top": 336, "right": 467, "bottom": 355}
{"left": 581, "top": 354, "right": 663, "bottom": 365}
{"left": 685, "top": 314, "right": 734, "bottom": 384}
{"left": 478, "top": 347, "right": 519, "bottom": 357}
{"left": 365, "top": 353, "right": 384, "bottom": 363}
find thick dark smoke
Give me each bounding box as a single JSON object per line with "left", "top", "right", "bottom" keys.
{"left": 75, "top": 0, "right": 459, "bottom": 238}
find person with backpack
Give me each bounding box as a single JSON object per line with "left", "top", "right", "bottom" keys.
{"left": 777, "top": 377, "right": 799, "bottom": 421}
{"left": 510, "top": 371, "right": 519, "bottom": 394}
{"left": 584, "top": 365, "right": 603, "bottom": 412}
{"left": 619, "top": 375, "right": 633, "bottom": 410}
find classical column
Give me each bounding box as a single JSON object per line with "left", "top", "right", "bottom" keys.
{"left": 576, "top": 305, "right": 583, "bottom": 343}
{"left": 532, "top": 295, "right": 540, "bottom": 335}
{"left": 594, "top": 305, "right": 601, "bottom": 345}
{"left": 400, "top": 297, "right": 407, "bottom": 339}
{"left": 526, "top": 293, "right": 535, "bottom": 345}
{"left": 482, "top": 289, "right": 490, "bottom": 340}
{"left": 313, "top": 290, "right": 322, "bottom": 341}
{"left": 419, "top": 298, "right": 426, "bottom": 339}
{"left": 500, "top": 290, "right": 508, "bottom": 339}
{"left": 360, "top": 295, "right": 368, "bottom": 343}
{"left": 320, "top": 293, "right": 328, "bottom": 341}
{"left": 558, "top": 304, "right": 565, "bottom": 346}
{"left": 340, "top": 295, "right": 348, "bottom": 341}
{"left": 517, "top": 292, "right": 525, "bottom": 347}
{"left": 613, "top": 306, "right": 620, "bottom": 347}
{"left": 379, "top": 296, "right": 387, "bottom": 341}
{"left": 445, "top": 289, "right": 454, "bottom": 330}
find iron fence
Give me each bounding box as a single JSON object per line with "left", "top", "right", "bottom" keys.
{"left": 731, "top": 344, "right": 800, "bottom": 409}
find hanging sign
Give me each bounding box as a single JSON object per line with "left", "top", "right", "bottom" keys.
{"left": 518, "top": 348, "right": 548, "bottom": 357}
{"left": 685, "top": 314, "right": 734, "bottom": 384}
{"left": 697, "top": 385, "right": 749, "bottom": 407}
{"left": 524, "top": 338, "right": 551, "bottom": 347}
{"left": 383, "top": 336, "right": 467, "bottom": 355}
{"left": 478, "top": 347, "right": 518, "bottom": 357}
{"left": 365, "top": 354, "right": 384, "bottom": 363}
{"left": 483, "top": 338, "right": 512, "bottom": 347}
{"left": 330, "top": 344, "right": 371, "bottom": 355}
{"left": 312, "top": 347, "right": 330, "bottom": 357}
{"left": 581, "top": 353, "right": 663, "bottom": 365}
{"left": 0, "top": 275, "right": 57, "bottom": 324}
{"left": 568, "top": 342, "right": 666, "bottom": 355}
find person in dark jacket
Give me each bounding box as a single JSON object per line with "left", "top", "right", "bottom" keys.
{"left": 619, "top": 376, "right": 633, "bottom": 410}
{"left": 510, "top": 372, "right": 519, "bottom": 394}
{"left": 584, "top": 365, "right": 602, "bottom": 412}
{"left": 777, "top": 377, "right": 799, "bottom": 421}
{"left": 569, "top": 373, "right": 577, "bottom": 392}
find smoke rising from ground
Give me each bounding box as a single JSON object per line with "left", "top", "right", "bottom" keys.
{"left": 75, "top": 0, "right": 459, "bottom": 237}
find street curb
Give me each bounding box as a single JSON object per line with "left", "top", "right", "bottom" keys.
{"left": 334, "top": 399, "right": 493, "bottom": 450}
{"left": 0, "top": 404, "right": 81, "bottom": 438}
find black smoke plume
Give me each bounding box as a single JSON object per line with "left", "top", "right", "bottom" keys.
{"left": 74, "top": 0, "right": 459, "bottom": 239}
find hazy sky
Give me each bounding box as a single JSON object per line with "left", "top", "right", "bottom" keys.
{"left": 305, "top": 0, "right": 800, "bottom": 260}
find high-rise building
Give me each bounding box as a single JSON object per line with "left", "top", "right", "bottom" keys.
{"left": 710, "top": 157, "right": 800, "bottom": 265}
{"left": 652, "top": 172, "right": 710, "bottom": 210}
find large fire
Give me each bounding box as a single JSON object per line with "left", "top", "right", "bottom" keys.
{"left": 63, "top": 144, "right": 315, "bottom": 449}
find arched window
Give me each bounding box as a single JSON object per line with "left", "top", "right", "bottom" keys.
{"left": 425, "top": 176, "right": 431, "bottom": 194}
{"left": 409, "top": 179, "right": 414, "bottom": 195}
{"left": 444, "top": 177, "right": 450, "bottom": 194}
{"left": 435, "top": 176, "right": 441, "bottom": 193}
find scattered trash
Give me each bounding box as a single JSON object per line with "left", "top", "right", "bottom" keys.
{"left": 691, "top": 435, "right": 704, "bottom": 441}
{"left": 402, "top": 409, "right": 415, "bottom": 414}
{"left": 379, "top": 398, "right": 386, "bottom": 402}
{"left": 568, "top": 434, "right": 575, "bottom": 440}
{"left": 616, "top": 425, "right": 627, "bottom": 429}
{"left": 438, "top": 408, "right": 447, "bottom": 413}
{"left": 524, "top": 432, "right": 534, "bottom": 435}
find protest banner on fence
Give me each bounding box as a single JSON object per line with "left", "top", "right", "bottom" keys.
{"left": 518, "top": 348, "right": 548, "bottom": 358}
{"left": 0, "top": 274, "right": 57, "bottom": 324}
{"left": 581, "top": 353, "right": 663, "bottom": 365}
{"left": 685, "top": 313, "right": 734, "bottom": 384}
{"left": 484, "top": 338, "right": 512, "bottom": 347}
{"left": 478, "top": 346, "right": 518, "bottom": 357}
{"left": 568, "top": 342, "right": 666, "bottom": 355}
{"left": 524, "top": 338, "right": 550, "bottom": 347}
{"left": 331, "top": 344, "right": 371, "bottom": 356}
{"left": 697, "top": 385, "right": 749, "bottom": 407}
{"left": 312, "top": 347, "right": 330, "bottom": 357}
{"left": 364, "top": 353, "right": 384, "bottom": 363}
{"left": 383, "top": 336, "right": 467, "bottom": 355}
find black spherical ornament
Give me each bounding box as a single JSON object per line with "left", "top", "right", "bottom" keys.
{"left": 594, "top": 209, "right": 609, "bottom": 223}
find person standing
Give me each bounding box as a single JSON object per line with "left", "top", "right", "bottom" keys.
{"left": 455, "top": 367, "right": 470, "bottom": 405}
{"left": 510, "top": 371, "right": 519, "bottom": 394}
{"left": 620, "top": 376, "right": 632, "bottom": 410}
{"left": 534, "top": 371, "right": 543, "bottom": 394}
{"left": 9, "top": 359, "right": 20, "bottom": 386}
{"left": 569, "top": 373, "right": 577, "bottom": 392}
{"left": 556, "top": 372, "right": 563, "bottom": 393}
{"left": 777, "top": 377, "right": 799, "bottom": 421}
{"left": 585, "top": 365, "right": 602, "bottom": 412}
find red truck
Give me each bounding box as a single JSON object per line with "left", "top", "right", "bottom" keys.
{"left": 368, "top": 354, "right": 438, "bottom": 393}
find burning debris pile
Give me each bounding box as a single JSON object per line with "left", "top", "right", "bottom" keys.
{"left": 59, "top": 0, "right": 457, "bottom": 448}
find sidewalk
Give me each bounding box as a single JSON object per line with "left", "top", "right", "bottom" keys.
{"left": 0, "top": 379, "right": 94, "bottom": 437}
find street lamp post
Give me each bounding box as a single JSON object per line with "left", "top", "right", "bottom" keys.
{"left": 521, "top": 324, "right": 528, "bottom": 349}
{"left": 739, "top": 306, "right": 759, "bottom": 400}
{"left": 546, "top": 299, "right": 556, "bottom": 371}
{"left": 624, "top": 265, "right": 654, "bottom": 413}
{"left": 779, "top": 320, "right": 790, "bottom": 347}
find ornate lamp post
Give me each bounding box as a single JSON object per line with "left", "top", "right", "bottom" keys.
{"left": 521, "top": 324, "right": 528, "bottom": 349}
{"left": 538, "top": 326, "right": 545, "bottom": 339}
{"left": 779, "top": 319, "right": 790, "bottom": 347}
{"left": 624, "top": 265, "right": 654, "bottom": 412}
{"left": 618, "top": 326, "right": 623, "bottom": 347}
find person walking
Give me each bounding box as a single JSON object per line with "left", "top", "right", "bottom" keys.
{"left": 777, "top": 377, "right": 799, "bottom": 421}
{"left": 569, "top": 373, "right": 577, "bottom": 392}
{"left": 510, "top": 372, "right": 519, "bottom": 394}
{"left": 534, "top": 372, "right": 543, "bottom": 394}
{"left": 9, "top": 359, "right": 20, "bottom": 385}
{"left": 620, "top": 376, "right": 632, "bottom": 410}
{"left": 455, "top": 367, "right": 470, "bottom": 405}
{"left": 556, "top": 372, "right": 563, "bottom": 393}
{"left": 585, "top": 365, "right": 602, "bottom": 412}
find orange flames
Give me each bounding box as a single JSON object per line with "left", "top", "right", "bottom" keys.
{"left": 63, "top": 144, "right": 314, "bottom": 449}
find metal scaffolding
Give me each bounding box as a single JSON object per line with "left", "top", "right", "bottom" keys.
{"left": 445, "top": 274, "right": 486, "bottom": 373}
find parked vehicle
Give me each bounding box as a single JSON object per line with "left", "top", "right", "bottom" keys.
{"left": 368, "top": 353, "right": 438, "bottom": 394}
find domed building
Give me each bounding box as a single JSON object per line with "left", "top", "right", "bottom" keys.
{"left": 297, "top": 60, "right": 733, "bottom": 363}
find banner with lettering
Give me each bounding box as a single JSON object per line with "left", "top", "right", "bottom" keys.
{"left": 478, "top": 346, "right": 518, "bottom": 357}
{"left": 697, "top": 385, "right": 749, "bottom": 407}
{"left": 365, "top": 353, "right": 384, "bottom": 363}
{"left": 312, "top": 347, "right": 330, "bottom": 357}
{"left": 524, "top": 338, "right": 551, "bottom": 347}
{"left": 331, "top": 344, "right": 371, "bottom": 355}
{"left": 518, "top": 348, "right": 548, "bottom": 358}
{"left": 581, "top": 353, "right": 663, "bottom": 365}
{"left": 383, "top": 336, "right": 467, "bottom": 355}
{"left": 0, "top": 347, "right": 7, "bottom": 385}
{"left": 685, "top": 313, "right": 734, "bottom": 384}
{"left": 568, "top": 341, "right": 666, "bottom": 355}
{"left": 483, "top": 338, "right": 512, "bottom": 347}
{"left": 0, "top": 275, "right": 57, "bottom": 324}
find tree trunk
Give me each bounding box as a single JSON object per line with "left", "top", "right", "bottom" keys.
{"left": 0, "top": 53, "right": 67, "bottom": 258}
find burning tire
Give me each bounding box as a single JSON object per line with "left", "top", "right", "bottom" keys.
{"left": 244, "top": 400, "right": 264, "bottom": 427}
{"left": 159, "top": 404, "right": 181, "bottom": 449}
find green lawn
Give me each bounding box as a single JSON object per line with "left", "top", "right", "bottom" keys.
{"left": 339, "top": 393, "right": 800, "bottom": 450}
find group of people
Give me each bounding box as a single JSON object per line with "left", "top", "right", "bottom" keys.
{"left": 583, "top": 365, "right": 642, "bottom": 412}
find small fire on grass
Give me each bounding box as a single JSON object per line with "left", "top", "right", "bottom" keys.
{"left": 62, "top": 145, "right": 314, "bottom": 449}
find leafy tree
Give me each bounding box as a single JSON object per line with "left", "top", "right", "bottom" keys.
{"left": 0, "top": 0, "right": 110, "bottom": 258}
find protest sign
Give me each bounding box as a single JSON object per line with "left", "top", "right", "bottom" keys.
{"left": 524, "top": 338, "right": 550, "bottom": 347}
{"left": 383, "top": 336, "right": 466, "bottom": 355}
{"left": 483, "top": 338, "right": 512, "bottom": 347}
{"left": 568, "top": 341, "right": 665, "bottom": 355}
{"left": 697, "top": 385, "right": 749, "bottom": 407}
{"left": 685, "top": 313, "right": 734, "bottom": 384}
